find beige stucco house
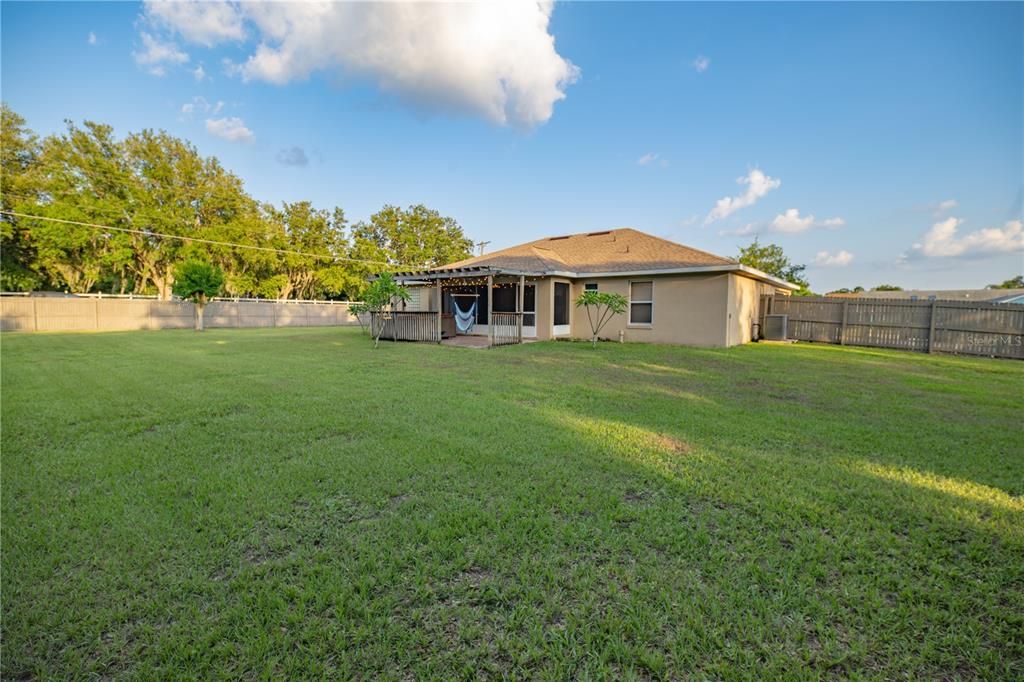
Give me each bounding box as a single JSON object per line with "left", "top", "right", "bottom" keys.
{"left": 382, "top": 228, "right": 797, "bottom": 347}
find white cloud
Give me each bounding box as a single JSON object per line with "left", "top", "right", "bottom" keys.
{"left": 144, "top": 0, "right": 245, "bottom": 47}
{"left": 693, "top": 55, "right": 710, "bottom": 73}
{"left": 87, "top": 31, "right": 97, "bottom": 46}
{"left": 180, "top": 96, "right": 223, "bottom": 119}
{"left": 205, "top": 117, "right": 253, "bottom": 143}
{"left": 193, "top": 65, "right": 207, "bottom": 82}
{"left": 140, "top": 1, "right": 578, "bottom": 127}
{"left": 134, "top": 32, "right": 188, "bottom": 76}
{"left": 908, "top": 217, "right": 1024, "bottom": 259}
{"left": 933, "top": 198, "right": 958, "bottom": 217}
{"left": 813, "top": 250, "right": 854, "bottom": 267}
{"left": 637, "top": 152, "right": 660, "bottom": 166}
{"left": 719, "top": 209, "right": 845, "bottom": 236}
{"left": 705, "top": 169, "right": 781, "bottom": 224}
{"left": 769, "top": 209, "right": 845, "bottom": 234}
{"left": 771, "top": 208, "right": 816, "bottom": 234}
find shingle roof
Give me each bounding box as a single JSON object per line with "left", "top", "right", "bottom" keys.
{"left": 443, "top": 228, "right": 735, "bottom": 274}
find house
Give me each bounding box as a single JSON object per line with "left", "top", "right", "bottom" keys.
{"left": 378, "top": 228, "right": 798, "bottom": 347}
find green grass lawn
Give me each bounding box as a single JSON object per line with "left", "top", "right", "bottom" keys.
{"left": 2, "top": 328, "right": 1022, "bottom": 679}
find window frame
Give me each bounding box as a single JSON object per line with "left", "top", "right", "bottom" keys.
{"left": 584, "top": 282, "right": 599, "bottom": 292}
{"left": 628, "top": 280, "right": 654, "bottom": 326}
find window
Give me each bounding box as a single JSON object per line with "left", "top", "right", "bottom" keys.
{"left": 629, "top": 281, "right": 653, "bottom": 325}
{"left": 584, "top": 282, "right": 598, "bottom": 292}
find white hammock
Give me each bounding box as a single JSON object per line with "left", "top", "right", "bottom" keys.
{"left": 452, "top": 299, "right": 477, "bottom": 333}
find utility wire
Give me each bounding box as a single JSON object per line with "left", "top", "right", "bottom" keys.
{"left": 0, "top": 209, "right": 407, "bottom": 269}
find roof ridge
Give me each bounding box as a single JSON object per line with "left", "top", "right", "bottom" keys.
{"left": 618, "top": 228, "right": 738, "bottom": 264}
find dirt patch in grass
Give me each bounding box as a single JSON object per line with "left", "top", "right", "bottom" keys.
{"left": 652, "top": 433, "right": 692, "bottom": 454}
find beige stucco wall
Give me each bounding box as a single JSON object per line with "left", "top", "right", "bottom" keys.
{"left": 727, "top": 275, "right": 793, "bottom": 345}
{"left": 533, "top": 278, "right": 555, "bottom": 340}
{"left": 565, "top": 274, "right": 731, "bottom": 346}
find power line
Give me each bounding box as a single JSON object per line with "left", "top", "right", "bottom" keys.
{"left": 0, "top": 209, "right": 408, "bottom": 269}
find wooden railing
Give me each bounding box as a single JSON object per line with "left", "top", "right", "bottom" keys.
{"left": 490, "top": 312, "right": 523, "bottom": 346}
{"left": 370, "top": 311, "right": 441, "bottom": 343}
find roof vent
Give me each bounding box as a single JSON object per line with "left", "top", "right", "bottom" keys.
{"left": 548, "top": 235, "right": 570, "bottom": 241}
{"left": 586, "top": 230, "right": 611, "bottom": 237}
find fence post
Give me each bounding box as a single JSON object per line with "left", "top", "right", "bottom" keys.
{"left": 32, "top": 297, "right": 38, "bottom": 332}
{"left": 94, "top": 297, "right": 100, "bottom": 330}
{"left": 927, "top": 300, "right": 937, "bottom": 353}
{"left": 840, "top": 300, "right": 849, "bottom": 345}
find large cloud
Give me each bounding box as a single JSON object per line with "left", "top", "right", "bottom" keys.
{"left": 142, "top": 1, "right": 579, "bottom": 127}
{"left": 908, "top": 217, "right": 1024, "bottom": 258}
{"left": 145, "top": 0, "right": 245, "bottom": 47}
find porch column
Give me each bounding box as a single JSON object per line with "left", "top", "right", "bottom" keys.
{"left": 518, "top": 275, "right": 525, "bottom": 343}
{"left": 487, "top": 274, "right": 494, "bottom": 347}
{"left": 435, "top": 279, "right": 442, "bottom": 343}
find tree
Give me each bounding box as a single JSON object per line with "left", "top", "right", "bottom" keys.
{"left": 1, "top": 104, "right": 44, "bottom": 291}
{"left": 350, "top": 204, "right": 473, "bottom": 270}
{"left": 737, "top": 239, "right": 810, "bottom": 293}
{"left": 873, "top": 284, "right": 903, "bottom": 291}
{"left": 172, "top": 260, "right": 224, "bottom": 331}
{"left": 987, "top": 275, "right": 1024, "bottom": 289}
{"left": 347, "top": 300, "right": 371, "bottom": 334}
{"left": 575, "top": 291, "right": 627, "bottom": 348}
{"left": 362, "top": 272, "right": 411, "bottom": 348}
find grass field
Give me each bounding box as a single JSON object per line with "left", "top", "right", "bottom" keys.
{"left": 2, "top": 328, "right": 1022, "bottom": 679}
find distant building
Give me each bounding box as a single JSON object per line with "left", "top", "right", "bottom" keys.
{"left": 826, "top": 288, "right": 1024, "bottom": 304}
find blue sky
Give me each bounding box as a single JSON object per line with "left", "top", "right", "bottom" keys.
{"left": 2, "top": 1, "right": 1021, "bottom": 291}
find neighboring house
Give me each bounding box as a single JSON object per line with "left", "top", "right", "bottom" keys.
{"left": 834, "top": 288, "right": 1024, "bottom": 304}
{"left": 386, "top": 228, "right": 798, "bottom": 347}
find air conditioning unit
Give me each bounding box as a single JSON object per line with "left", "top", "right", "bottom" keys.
{"left": 763, "top": 314, "right": 788, "bottom": 341}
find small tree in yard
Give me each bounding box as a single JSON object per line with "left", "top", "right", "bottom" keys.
{"left": 172, "top": 260, "right": 224, "bottom": 331}
{"left": 575, "top": 290, "right": 628, "bottom": 348}
{"left": 364, "top": 272, "right": 411, "bottom": 348}
{"left": 347, "top": 300, "right": 370, "bottom": 334}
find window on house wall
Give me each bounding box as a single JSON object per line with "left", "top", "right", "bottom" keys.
{"left": 629, "top": 281, "right": 653, "bottom": 325}
{"left": 584, "top": 282, "right": 598, "bottom": 292}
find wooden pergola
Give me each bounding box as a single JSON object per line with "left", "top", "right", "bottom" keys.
{"left": 373, "top": 266, "right": 534, "bottom": 346}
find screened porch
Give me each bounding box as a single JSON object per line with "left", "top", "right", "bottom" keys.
{"left": 369, "top": 266, "right": 537, "bottom": 347}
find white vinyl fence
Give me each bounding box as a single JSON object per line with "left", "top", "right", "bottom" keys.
{"left": 0, "top": 294, "right": 363, "bottom": 333}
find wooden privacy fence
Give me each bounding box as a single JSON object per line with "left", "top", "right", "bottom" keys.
{"left": 490, "top": 312, "right": 524, "bottom": 347}
{"left": 370, "top": 311, "right": 441, "bottom": 343}
{"left": 763, "top": 295, "right": 1024, "bottom": 359}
